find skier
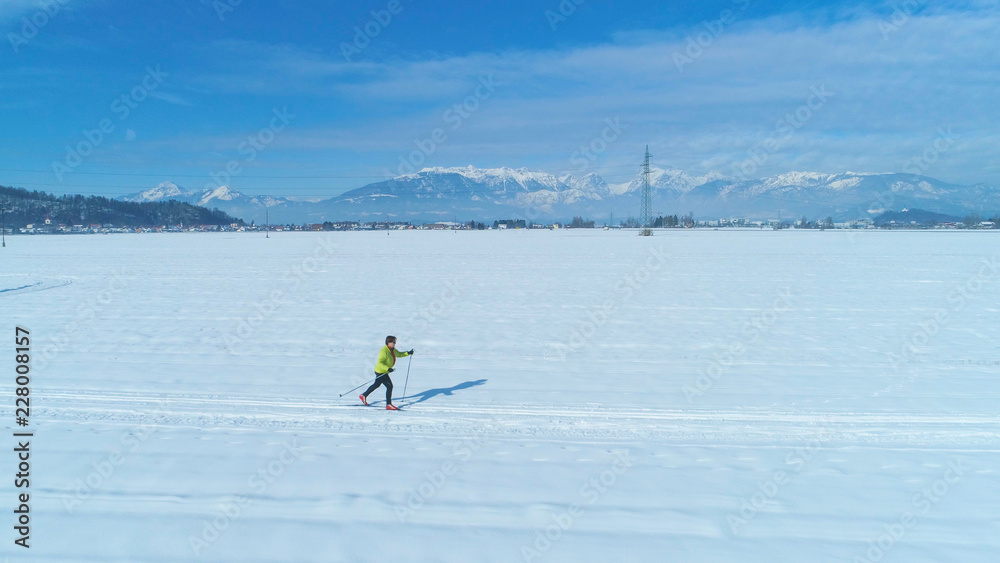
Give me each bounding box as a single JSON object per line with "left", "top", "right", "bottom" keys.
{"left": 360, "top": 335, "right": 413, "bottom": 410}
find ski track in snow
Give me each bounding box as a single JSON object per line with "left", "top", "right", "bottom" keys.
{"left": 23, "top": 388, "right": 1000, "bottom": 448}
{"left": 0, "top": 276, "right": 72, "bottom": 296}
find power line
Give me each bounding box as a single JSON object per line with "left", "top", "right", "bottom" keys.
{"left": 0, "top": 162, "right": 659, "bottom": 179}
{"left": 0, "top": 172, "right": 646, "bottom": 189}
{"left": 0, "top": 169, "right": 386, "bottom": 179}
{"left": 3, "top": 163, "right": 872, "bottom": 212}
{"left": 0, "top": 185, "right": 435, "bottom": 194}
{"left": 0, "top": 184, "right": 899, "bottom": 214}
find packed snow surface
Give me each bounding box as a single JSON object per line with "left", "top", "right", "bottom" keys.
{"left": 1, "top": 229, "right": 998, "bottom": 562}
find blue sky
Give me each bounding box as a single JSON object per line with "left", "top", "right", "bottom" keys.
{"left": 1, "top": 0, "right": 997, "bottom": 199}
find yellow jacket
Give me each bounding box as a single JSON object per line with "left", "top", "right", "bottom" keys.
{"left": 375, "top": 345, "right": 410, "bottom": 374}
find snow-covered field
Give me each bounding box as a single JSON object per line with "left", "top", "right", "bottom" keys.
{"left": 2, "top": 229, "right": 998, "bottom": 562}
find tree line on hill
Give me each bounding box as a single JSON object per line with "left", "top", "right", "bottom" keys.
{"left": 0, "top": 185, "right": 243, "bottom": 229}
{"left": 872, "top": 209, "right": 999, "bottom": 228}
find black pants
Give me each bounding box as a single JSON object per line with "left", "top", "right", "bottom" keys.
{"left": 363, "top": 372, "right": 393, "bottom": 404}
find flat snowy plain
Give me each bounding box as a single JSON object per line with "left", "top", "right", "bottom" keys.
{"left": 1, "top": 229, "right": 998, "bottom": 562}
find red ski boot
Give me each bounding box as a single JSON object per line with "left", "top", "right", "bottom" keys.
{"left": 385, "top": 404, "right": 399, "bottom": 411}
{"left": 359, "top": 394, "right": 368, "bottom": 406}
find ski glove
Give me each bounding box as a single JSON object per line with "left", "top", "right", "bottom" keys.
{"left": 408, "top": 349, "right": 415, "bottom": 355}
{"left": 388, "top": 368, "right": 394, "bottom": 373}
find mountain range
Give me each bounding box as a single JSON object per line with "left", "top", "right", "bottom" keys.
{"left": 119, "top": 167, "right": 1000, "bottom": 224}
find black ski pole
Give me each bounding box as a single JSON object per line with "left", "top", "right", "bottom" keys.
{"left": 339, "top": 378, "right": 374, "bottom": 397}
{"left": 400, "top": 355, "right": 413, "bottom": 405}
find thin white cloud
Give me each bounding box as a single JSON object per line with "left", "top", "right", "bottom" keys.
{"left": 157, "top": 4, "right": 1000, "bottom": 186}
{"left": 147, "top": 91, "right": 192, "bottom": 106}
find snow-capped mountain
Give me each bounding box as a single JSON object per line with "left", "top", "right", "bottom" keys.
{"left": 316, "top": 167, "right": 1000, "bottom": 222}
{"left": 125, "top": 181, "right": 193, "bottom": 202}
{"left": 195, "top": 185, "right": 242, "bottom": 206}
{"left": 317, "top": 166, "right": 611, "bottom": 219}
{"left": 559, "top": 173, "right": 610, "bottom": 198}
{"left": 120, "top": 182, "right": 298, "bottom": 224}
{"left": 121, "top": 168, "right": 1000, "bottom": 224}
{"left": 612, "top": 167, "right": 731, "bottom": 196}
{"left": 704, "top": 172, "right": 1000, "bottom": 219}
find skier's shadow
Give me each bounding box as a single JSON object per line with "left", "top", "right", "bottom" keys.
{"left": 401, "top": 379, "right": 487, "bottom": 405}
